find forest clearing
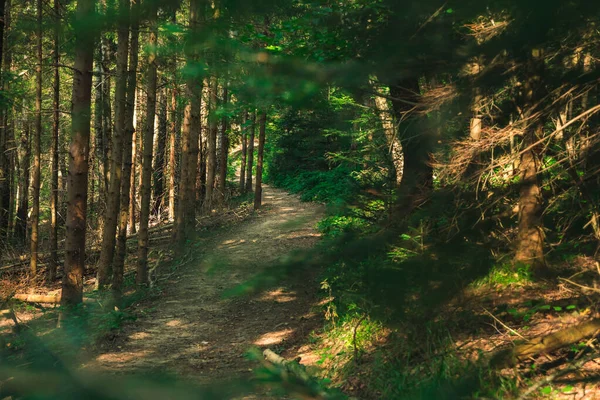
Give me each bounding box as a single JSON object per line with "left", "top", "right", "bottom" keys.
{"left": 4, "top": 0, "right": 600, "bottom": 399}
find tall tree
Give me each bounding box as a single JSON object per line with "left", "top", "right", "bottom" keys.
{"left": 137, "top": 0, "right": 158, "bottom": 285}
{"left": 245, "top": 110, "right": 255, "bottom": 192}
{"left": 217, "top": 84, "right": 229, "bottom": 202}
{"left": 113, "top": 0, "right": 140, "bottom": 295}
{"left": 49, "top": 0, "right": 61, "bottom": 281}
{"left": 205, "top": 76, "right": 218, "bottom": 208}
{"left": 239, "top": 111, "right": 248, "bottom": 191}
{"left": 30, "top": 0, "right": 43, "bottom": 275}
{"left": 175, "top": 0, "right": 201, "bottom": 246}
{"left": 97, "top": 0, "right": 130, "bottom": 289}
{"left": 168, "top": 86, "right": 179, "bottom": 221}
{"left": 153, "top": 88, "right": 167, "bottom": 215}
{"left": 0, "top": 0, "right": 7, "bottom": 238}
{"left": 253, "top": 110, "right": 266, "bottom": 209}
{"left": 14, "top": 106, "right": 29, "bottom": 243}
{"left": 62, "top": 0, "right": 96, "bottom": 306}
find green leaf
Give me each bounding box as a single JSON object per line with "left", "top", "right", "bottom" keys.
{"left": 446, "top": 8, "right": 454, "bottom": 14}
{"left": 540, "top": 386, "right": 553, "bottom": 395}
{"left": 539, "top": 305, "right": 551, "bottom": 310}
{"left": 566, "top": 305, "right": 577, "bottom": 310}
{"left": 562, "top": 385, "right": 574, "bottom": 393}
{"left": 553, "top": 306, "right": 563, "bottom": 312}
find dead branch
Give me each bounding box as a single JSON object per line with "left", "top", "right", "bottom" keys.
{"left": 491, "top": 318, "right": 600, "bottom": 368}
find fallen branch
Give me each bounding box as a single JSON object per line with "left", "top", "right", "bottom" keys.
{"left": 491, "top": 318, "right": 600, "bottom": 368}
{"left": 517, "top": 351, "right": 600, "bottom": 399}
{"left": 13, "top": 293, "right": 95, "bottom": 304}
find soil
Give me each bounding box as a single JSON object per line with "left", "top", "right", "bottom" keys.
{"left": 85, "top": 184, "right": 327, "bottom": 397}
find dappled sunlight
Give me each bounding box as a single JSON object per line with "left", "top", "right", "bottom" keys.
{"left": 96, "top": 350, "right": 152, "bottom": 364}
{"left": 165, "top": 319, "right": 182, "bottom": 327}
{"left": 129, "top": 332, "right": 151, "bottom": 340}
{"left": 259, "top": 288, "right": 297, "bottom": 303}
{"left": 254, "top": 328, "right": 294, "bottom": 346}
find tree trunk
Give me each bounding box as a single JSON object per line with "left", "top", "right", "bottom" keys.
{"left": 175, "top": 0, "right": 201, "bottom": 247}
{"left": 374, "top": 88, "right": 403, "bottom": 188}
{"left": 515, "top": 49, "right": 545, "bottom": 271}
{"left": 168, "top": 87, "right": 179, "bottom": 221}
{"left": 30, "top": 0, "right": 43, "bottom": 275}
{"left": 0, "top": 0, "right": 7, "bottom": 238}
{"left": 245, "top": 111, "right": 256, "bottom": 192}
{"left": 217, "top": 85, "right": 229, "bottom": 202}
{"left": 97, "top": 0, "right": 130, "bottom": 289}
{"left": 205, "top": 76, "right": 218, "bottom": 210}
{"left": 254, "top": 110, "right": 266, "bottom": 210}
{"left": 137, "top": 2, "right": 158, "bottom": 286}
{"left": 94, "top": 51, "right": 105, "bottom": 230}
{"left": 14, "top": 109, "right": 29, "bottom": 243}
{"left": 113, "top": 0, "right": 139, "bottom": 296}
{"left": 62, "top": 0, "right": 95, "bottom": 306}
{"left": 239, "top": 111, "right": 248, "bottom": 191}
{"left": 388, "top": 79, "right": 431, "bottom": 212}
{"left": 49, "top": 0, "right": 61, "bottom": 281}
{"left": 101, "top": 35, "right": 112, "bottom": 195}
{"left": 130, "top": 87, "right": 143, "bottom": 234}
{"left": 153, "top": 88, "right": 167, "bottom": 215}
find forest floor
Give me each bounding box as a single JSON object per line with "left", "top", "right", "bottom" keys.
{"left": 85, "top": 184, "right": 327, "bottom": 396}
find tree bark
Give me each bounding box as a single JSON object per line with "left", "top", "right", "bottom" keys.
{"left": 137, "top": 2, "right": 158, "bottom": 286}
{"left": 515, "top": 49, "right": 545, "bottom": 271}
{"left": 374, "top": 88, "right": 403, "bottom": 188}
{"left": 101, "top": 34, "right": 112, "bottom": 195}
{"left": 49, "top": 0, "right": 61, "bottom": 281}
{"left": 62, "top": 0, "right": 95, "bottom": 306}
{"left": 245, "top": 111, "right": 256, "bottom": 192}
{"left": 205, "top": 76, "right": 218, "bottom": 210}
{"left": 30, "top": 0, "right": 43, "bottom": 275}
{"left": 217, "top": 85, "right": 229, "bottom": 202}
{"left": 14, "top": 109, "right": 29, "bottom": 243}
{"left": 239, "top": 111, "right": 248, "bottom": 191}
{"left": 168, "top": 86, "right": 179, "bottom": 221}
{"left": 113, "top": 0, "right": 139, "bottom": 295}
{"left": 97, "top": 0, "right": 130, "bottom": 289}
{"left": 175, "top": 0, "right": 201, "bottom": 247}
{"left": 0, "top": 0, "right": 7, "bottom": 238}
{"left": 254, "top": 110, "right": 266, "bottom": 210}
{"left": 388, "top": 79, "right": 431, "bottom": 212}
{"left": 153, "top": 88, "right": 167, "bottom": 215}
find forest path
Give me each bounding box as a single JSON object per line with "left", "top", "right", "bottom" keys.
{"left": 87, "top": 184, "right": 326, "bottom": 391}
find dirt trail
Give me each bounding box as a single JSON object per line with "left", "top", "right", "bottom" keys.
{"left": 87, "top": 184, "right": 326, "bottom": 389}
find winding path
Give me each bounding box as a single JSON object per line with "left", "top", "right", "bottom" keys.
{"left": 88, "top": 184, "right": 326, "bottom": 395}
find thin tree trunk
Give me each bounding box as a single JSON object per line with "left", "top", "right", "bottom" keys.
{"left": 130, "top": 87, "right": 143, "bottom": 234}
{"left": 30, "top": 0, "right": 43, "bottom": 275}
{"left": 388, "top": 79, "right": 431, "bottom": 212}
{"left": 62, "top": 0, "right": 95, "bottom": 306}
{"left": 515, "top": 49, "right": 545, "bottom": 271}
{"left": 97, "top": 0, "right": 130, "bottom": 289}
{"left": 245, "top": 111, "right": 256, "bottom": 192}
{"left": 101, "top": 35, "right": 112, "bottom": 194}
{"left": 137, "top": 2, "right": 158, "bottom": 286}
{"left": 253, "top": 110, "right": 266, "bottom": 209}
{"left": 94, "top": 51, "right": 105, "bottom": 230}
{"left": 113, "top": 0, "right": 139, "bottom": 295}
{"left": 239, "top": 111, "right": 248, "bottom": 191}
{"left": 14, "top": 109, "right": 29, "bottom": 243}
{"left": 217, "top": 84, "right": 229, "bottom": 202}
{"left": 205, "top": 76, "right": 218, "bottom": 209}
{"left": 153, "top": 88, "right": 167, "bottom": 215}
{"left": 0, "top": 0, "right": 9, "bottom": 239}
{"left": 374, "top": 88, "right": 403, "bottom": 188}
{"left": 49, "top": 0, "right": 61, "bottom": 281}
{"left": 168, "top": 86, "right": 179, "bottom": 221}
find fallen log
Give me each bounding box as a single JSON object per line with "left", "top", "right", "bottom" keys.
{"left": 12, "top": 293, "right": 95, "bottom": 304}
{"left": 491, "top": 318, "right": 600, "bottom": 368}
